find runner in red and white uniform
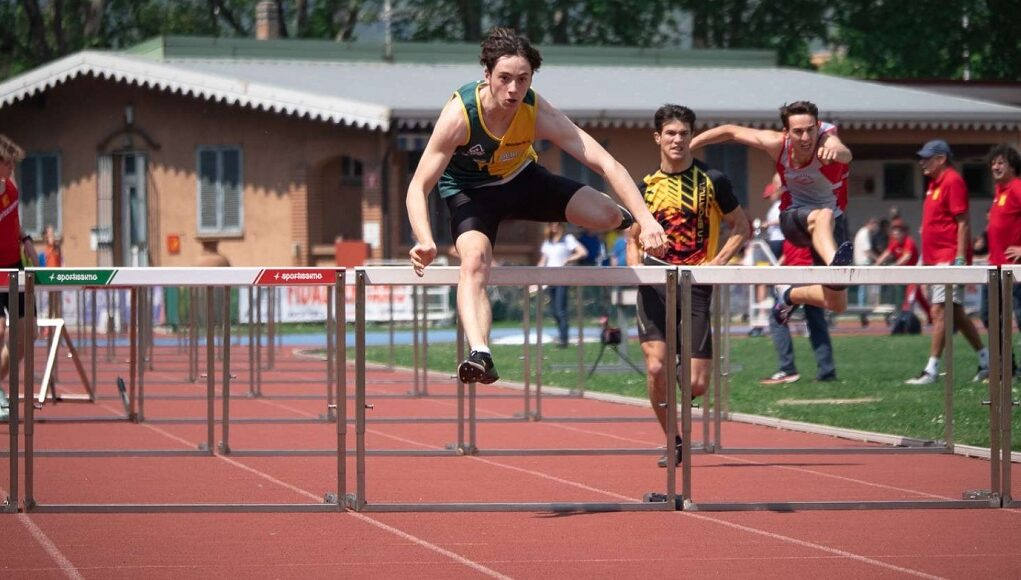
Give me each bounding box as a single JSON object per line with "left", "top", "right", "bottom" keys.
{"left": 690, "top": 101, "right": 853, "bottom": 325}
{"left": 0, "top": 134, "right": 37, "bottom": 422}
{"left": 905, "top": 140, "right": 988, "bottom": 385}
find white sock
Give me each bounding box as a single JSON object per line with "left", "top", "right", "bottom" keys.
{"left": 472, "top": 345, "right": 490, "bottom": 354}
{"left": 925, "top": 357, "right": 940, "bottom": 376}
{"left": 978, "top": 347, "right": 989, "bottom": 367}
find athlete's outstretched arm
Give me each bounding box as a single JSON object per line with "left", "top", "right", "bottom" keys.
{"left": 534, "top": 95, "right": 667, "bottom": 254}
{"left": 817, "top": 131, "right": 853, "bottom": 164}
{"left": 406, "top": 98, "right": 467, "bottom": 276}
{"left": 709, "top": 206, "right": 751, "bottom": 266}
{"left": 689, "top": 125, "right": 783, "bottom": 158}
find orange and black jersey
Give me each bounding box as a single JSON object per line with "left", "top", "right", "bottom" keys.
{"left": 640, "top": 160, "right": 738, "bottom": 266}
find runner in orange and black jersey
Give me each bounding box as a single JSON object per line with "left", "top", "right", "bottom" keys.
{"left": 639, "top": 160, "right": 740, "bottom": 267}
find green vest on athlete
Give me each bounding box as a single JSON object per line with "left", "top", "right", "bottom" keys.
{"left": 438, "top": 81, "right": 539, "bottom": 198}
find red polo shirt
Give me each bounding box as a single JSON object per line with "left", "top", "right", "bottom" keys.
{"left": 0, "top": 178, "right": 22, "bottom": 266}
{"left": 987, "top": 177, "right": 1021, "bottom": 266}
{"left": 886, "top": 235, "right": 919, "bottom": 266}
{"left": 921, "top": 166, "right": 970, "bottom": 265}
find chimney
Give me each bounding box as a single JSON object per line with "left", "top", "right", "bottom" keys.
{"left": 255, "top": 1, "right": 278, "bottom": 40}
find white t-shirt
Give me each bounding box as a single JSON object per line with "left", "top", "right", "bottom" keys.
{"left": 540, "top": 234, "right": 581, "bottom": 267}
{"left": 853, "top": 226, "right": 873, "bottom": 265}
{"left": 765, "top": 200, "right": 783, "bottom": 242}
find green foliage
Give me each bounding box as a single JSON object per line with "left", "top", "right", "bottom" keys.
{"left": 2, "top": 1, "right": 1016, "bottom": 83}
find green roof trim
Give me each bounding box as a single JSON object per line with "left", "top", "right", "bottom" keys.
{"left": 122, "top": 35, "right": 776, "bottom": 68}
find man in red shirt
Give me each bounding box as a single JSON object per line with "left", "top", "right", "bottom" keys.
{"left": 983, "top": 144, "right": 1021, "bottom": 335}
{"left": 875, "top": 224, "right": 933, "bottom": 324}
{"left": 906, "top": 140, "right": 988, "bottom": 385}
{"left": 0, "top": 134, "right": 37, "bottom": 422}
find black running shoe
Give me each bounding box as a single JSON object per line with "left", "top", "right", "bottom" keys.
{"left": 830, "top": 240, "right": 854, "bottom": 267}
{"left": 657, "top": 438, "right": 683, "bottom": 468}
{"left": 458, "top": 350, "right": 499, "bottom": 384}
{"left": 616, "top": 205, "right": 635, "bottom": 231}
{"left": 771, "top": 285, "right": 799, "bottom": 326}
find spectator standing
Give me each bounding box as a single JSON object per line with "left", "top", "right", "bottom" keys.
{"left": 537, "top": 222, "right": 587, "bottom": 347}
{"left": 760, "top": 240, "right": 837, "bottom": 385}
{"left": 982, "top": 145, "right": 1021, "bottom": 343}
{"left": 905, "top": 140, "right": 988, "bottom": 385}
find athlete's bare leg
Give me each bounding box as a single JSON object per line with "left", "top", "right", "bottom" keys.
{"left": 641, "top": 340, "right": 710, "bottom": 435}
{"left": 785, "top": 207, "right": 848, "bottom": 313}
{"left": 454, "top": 231, "right": 493, "bottom": 350}
{"left": 806, "top": 208, "right": 839, "bottom": 264}
{"left": 565, "top": 187, "right": 628, "bottom": 230}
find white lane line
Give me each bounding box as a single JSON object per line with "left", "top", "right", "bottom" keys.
{"left": 0, "top": 480, "right": 83, "bottom": 580}
{"left": 130, "top": 401, "right": 512, "bottom": 579}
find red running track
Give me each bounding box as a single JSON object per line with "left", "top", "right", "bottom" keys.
{"left": 1, "top": 343, "right": 1020, "bottom": 578}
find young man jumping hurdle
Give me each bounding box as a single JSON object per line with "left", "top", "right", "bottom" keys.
{"left": 690, "top": 101, "right": 854, "bottom": 324}
{"left": 406, "top": 28, "right": 668, "bottom": 385}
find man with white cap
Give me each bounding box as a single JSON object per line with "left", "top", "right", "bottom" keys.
{"left": 905, "top": 139, "right": 989, "bottom": 384}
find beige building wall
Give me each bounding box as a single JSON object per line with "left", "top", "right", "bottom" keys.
{"left": 0, "top": 77, "right": 382, "bottom": 267}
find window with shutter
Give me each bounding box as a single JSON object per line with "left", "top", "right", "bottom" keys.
{"left": 17, "top": 153, "right": 61, "bottom": 237}
{"left": 196, "top": 147, "right": 243, "bottom": 235}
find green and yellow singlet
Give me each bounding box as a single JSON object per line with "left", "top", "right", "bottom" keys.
{"left": 438, "top": 81, "right": 539, "bottom": 198}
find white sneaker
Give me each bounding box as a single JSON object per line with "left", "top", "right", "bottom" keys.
{"left": 905, "top": 370, "right": 938, "bottom": 385}
{"left": 973, "top": 366, "right": 990, "bottom": 382}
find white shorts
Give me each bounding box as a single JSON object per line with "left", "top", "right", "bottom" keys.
{"left": 929, "top": 263, "right": 963, "bottom": 304}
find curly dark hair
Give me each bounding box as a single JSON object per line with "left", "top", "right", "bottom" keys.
{"left": 779, "top": 101, "right": 819, "bottom": 129}
{"left": 987, "top": 144, "right": 1021, "bottom": 176}
{"left": 480, "top": 27, "right": 542, "bottom": 73}
{"left": 654, "top": 104, "right": 696, "bottom": 132}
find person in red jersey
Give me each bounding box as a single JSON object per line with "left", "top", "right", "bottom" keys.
{"left": 875, "top": 224, "right": 933, "bottom": 325}
{"left": 982, "top": 145, "right": 1021, "bottom": 336}
{"left": 0, "top": 134, "right": 38, "bottom": 422}
{"left": 905, "top": 140, "right": 988, "bottom": 385}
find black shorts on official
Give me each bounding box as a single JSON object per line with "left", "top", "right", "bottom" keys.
{"left": 0, "top": 260, "right": 25, "bottom": 319}
{"left": 779, "top": 208, "right": 849, "bottom": 266}
{"left": 637, "top": 283, "right": 713, "bottom": 359}
{"left": 445, "top": 162, "right": 586, "bottom": 245}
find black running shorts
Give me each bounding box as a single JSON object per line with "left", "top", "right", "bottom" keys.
{"left": 0, "top": 260, "right": 25, "bottom": 320}
{"left": 445, "top": 163, "right": 586, "bottom": 245}
{"left": 779, "top": 208, "right": 849, "bottom": 265}
{"left": 637, "top": 282, "right": 713, "bottom": 359}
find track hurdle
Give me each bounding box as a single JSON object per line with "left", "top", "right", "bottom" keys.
{"left": 2, "top": 270, "right": 20, "bottom": 513}
{"left": 997, "top": 266, "right": 1021, "bottom": 507}
{"left": 18, "top": 267, "right": 346, "bottom": 513}
{"left": 346, "top": 265, "right": 684, "bottom": 513}
{"left": 680, "top": 265, "right": 1004, "bottom": 511}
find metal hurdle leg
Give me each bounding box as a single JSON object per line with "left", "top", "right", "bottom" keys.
{"left": 204, "top": 286, "right": 215, "bottom": 455}
{"left": 220, "top": 287, "right": 232, "bottom": 454}
{"left": 188, "top": 287, "right": 198, "bottom": 383}
{"left": 129, "top": 287, "right": 138, "bottom": 422}
{"left": 1000, "top": 271, "right": 1014, "bottom": 506}
{"left": 709, "top": 283, "right": 722, "bottom": 452}
{"left": 334, "top": 269, "right": 347, "bottom": 509}
{"left": 680, "top": 270, "right": 693, "bottom": 507}
{"left": 664, "top": 269, "right": 679, "bottom": 508}
{"left": 90, "top": 289, "right": 97, "bottom": 395}
{"left": 521, "top": 286, "right": 531, "bottom": 419}
{"left": 986, "top": 269, "right": 1003, "bottom": 504}
{"left": 422, "top": 285, "right": 429, "bottom": 396}
{"left": 267, "top": 287, "right": 276, "bottom": 370}
{"left": 4, "top": 270, "right": 20, "bottom": 512}
{"left": 137, "top": 288, "right": 146, "bottom": 422}
{"left": 350, "top": 270, "right": 367, "bottom": 511}
{"left": 247, "top": 287, "right": 255, "bottom": 397}
{"left": 575, "top": 285, "right": 584, "bottom": 396}
{"left": 455, "top": 324, "right": 466, "bottom": 452}
{"left": 255, "top": 287, "right": 263, "bottom": 395}
{"left": 410, "top": 285, "right": 420, "bottom": 396}
{"left": 535, "top": 290, "right": 544, "bottom": 420}
{"left": 326, "top": 285, "right": 335, "bottom": 420}
{"left": 387, "top": 285, "right": 395, "bottom": 370}
{"left": 24, "top": 273, "right": 36, "bottom": 509}
{"left": 943, "top": 283, "right": 955, "bottom": 450}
